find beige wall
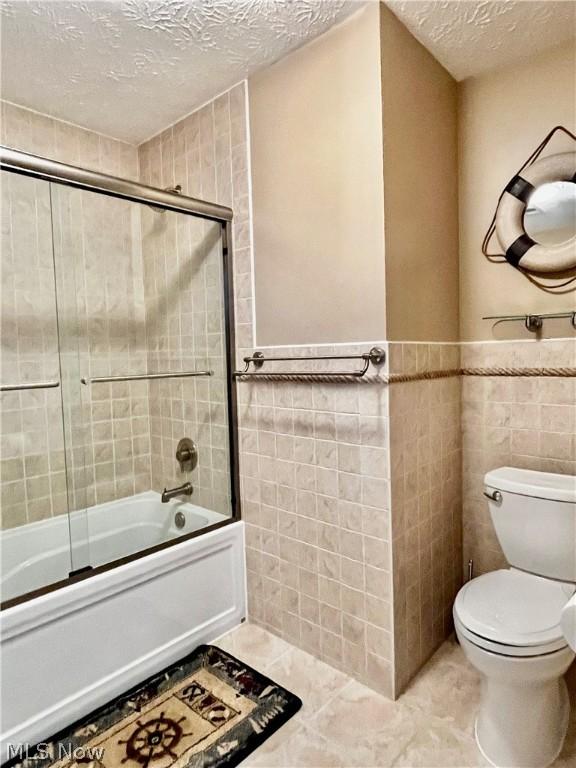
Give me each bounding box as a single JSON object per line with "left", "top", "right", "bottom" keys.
{"left": 380, "top": 5, "right": 460, "bottom": 343}
{"left": 248, "top": 3, "right": 386, "bottom": 346}
{"left": 459, "top": 43, "right": 576, "bottom": 342}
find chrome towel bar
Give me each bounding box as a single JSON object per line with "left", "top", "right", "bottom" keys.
{"left": 0, "top": 380, "right": 60, "bottom": 392}
{"left": 482, "top": 311, "right": 576, "bottom": 332}
{"left": 81, "top": 370, "right": 213, "bottom": 384}
{"left": 234, "top": 347, "right": 385, "bottom": 380}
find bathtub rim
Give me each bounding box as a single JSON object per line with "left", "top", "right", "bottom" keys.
{"left": 1, "top": 520, "right": 245, "bottom": 641}
{"left": 1, "top": 514, "right": 237, "bottom": 612}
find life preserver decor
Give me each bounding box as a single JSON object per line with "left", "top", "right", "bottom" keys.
{"left": 495, "top": 151, "right": 576, "bottom": 273}
{"left": 482, "top": 126, "right": 576, "bottom": 290}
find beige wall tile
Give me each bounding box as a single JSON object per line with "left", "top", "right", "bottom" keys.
{"left": 462, "top": 339, "right": 576, "bottom": 577}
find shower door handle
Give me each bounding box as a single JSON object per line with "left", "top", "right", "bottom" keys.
{"left": 81, "top": 370, "right": 213, "bottom": 384}
{"left": 0, "top": 380, "right": 60, "bottom": 392}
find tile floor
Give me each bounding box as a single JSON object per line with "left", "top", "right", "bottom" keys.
{"left": 215, "top": 623, "right": 576, "bottom": 768}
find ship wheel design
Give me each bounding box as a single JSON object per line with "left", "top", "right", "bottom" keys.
{"left": 119, "top": 712, "right": 192, "bottom": 767}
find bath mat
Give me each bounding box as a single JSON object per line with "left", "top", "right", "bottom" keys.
{"left": 6, "top": 644, "right": 302, "bottom": 768}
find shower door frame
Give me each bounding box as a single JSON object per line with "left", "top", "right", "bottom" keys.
{"left": 0, "top": 145, "right": 241, "bottom": 610}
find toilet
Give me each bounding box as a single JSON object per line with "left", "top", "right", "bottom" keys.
{"left": 454, "top": 467, "right": 576, "bottom": 768}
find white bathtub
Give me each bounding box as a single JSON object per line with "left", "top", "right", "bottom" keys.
{"left": 0, "top": 493, "right": 246, "bottom": 763}
{"left": 1, "top": 491, "right": 229, "bottom": 603}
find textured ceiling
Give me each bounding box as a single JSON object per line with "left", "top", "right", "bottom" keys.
{"left": 0, "top": 0, "right": 358, "bottom": 144}
{"left": 0, "top": 1, "right": 574, "bottom": 145}
{"left": 386, "top": 0, "right": 576, "bottom": 81}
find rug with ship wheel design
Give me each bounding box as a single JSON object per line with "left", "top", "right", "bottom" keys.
{"left": 6, "top": 645, "right": 302, "bottom": 768}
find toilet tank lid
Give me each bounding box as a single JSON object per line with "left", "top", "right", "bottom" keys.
{"left": 485, "top": 467, "right": 576, "bottom": 503}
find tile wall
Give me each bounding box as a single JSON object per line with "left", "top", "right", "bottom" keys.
{"left": 0, "top": 172, "right": 65, "bottom": 526}
{"left": 0, "top": 101, "right": 146, "bottom": 527}
{"left": 137, "top": 82, "right": 250, "bottom": 513}
{"left": 462, "top": 338, "right": 576, "bottom": 576}
{"left": 237, "top": 346, "right": 395, "bottom": 697}
{"left": 50, "top": 187, "right": 152, "bottom": 510}
{"left": 1, "top": 89, "right": 249, "bottom": 528}
{"left": 388, "top": 343, "right": 462, "bottom": 693}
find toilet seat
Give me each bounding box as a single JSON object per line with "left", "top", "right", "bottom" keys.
{"left": 454, "top": 614, "right": 567, "bottom": 656}
{"left": 454, "top": 568, "right": 575, "bottom": 657}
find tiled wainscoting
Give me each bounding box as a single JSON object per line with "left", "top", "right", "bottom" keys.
{"left": 237, "top": 345, "right": 395, "bottom": 697}
{"left": 388, "top": 343, "right": 462, "bottom": 694}
{"left": 238, "top": 337, "right": 575, "bottom": 698}
{"left": 462, "top": 338, "right": 576, "bottom": 576}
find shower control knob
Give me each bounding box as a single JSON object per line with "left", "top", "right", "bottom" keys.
{"left": 176, "top": 438, "right": 198, "bottom": 472}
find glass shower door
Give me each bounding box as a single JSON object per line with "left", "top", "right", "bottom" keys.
{"left": 1, "top": 163, "right": 235, "bottom": 603}
{"left": 48, "top": 182, "right": 234, "bottom": 574}
{"left": 48, "top": 183, "right": 150, "bottom": 574}
{"left": 0, "top": 173, "right": 74, "bottom": 602}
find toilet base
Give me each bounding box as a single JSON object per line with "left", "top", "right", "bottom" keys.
{"left": 473, "top": 678, "right": 569, "bottom": 768}
{"left": 455, "top": 626, "right": 574, "bottom": 768}
{"left": 468, "top": 648, "right": 570, "bottom": 768}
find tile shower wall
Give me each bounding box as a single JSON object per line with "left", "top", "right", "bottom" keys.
{"left": 50, "top": 187, "right": 152, "bottom": 510}
{"left": 137, "top": 83, "right": 250, "bottom": 512}
{"left": 462, "top": 338, "right": 576, "bottom": 576}
{"left": 238, "top": 346, "right": 395, "bottom": 697}
{"left": 388, "top": 343, "right": 462, "bottom": 693}
{"left": 0, "top": 101, "right": 148, "bottom": 527}
{"left": 0, "top": 172, "right": 65, "bottom": 526}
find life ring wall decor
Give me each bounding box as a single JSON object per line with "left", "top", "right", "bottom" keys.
{"left": 495, "top": 151, "right": 576, "bottom": 273}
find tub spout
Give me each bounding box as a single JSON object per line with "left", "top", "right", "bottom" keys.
{"left": 161, "top": 482, "right": 193, "bottom": 503}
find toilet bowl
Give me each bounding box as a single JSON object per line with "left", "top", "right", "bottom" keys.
{"left": 454, "top": 467, "right": 576, "bottom": 768}
{"left": 454, "top": 569, "right": 575, "bottom": 767}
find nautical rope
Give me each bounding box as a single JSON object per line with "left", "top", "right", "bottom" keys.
{"left": 462, "top": 366, "right": 576, "bottom": 378}
{"left": 235, "top": 366, "right": 576, "bottom": 384}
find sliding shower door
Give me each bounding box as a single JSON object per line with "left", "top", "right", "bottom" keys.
{"left": 1, "top": 159, "right": 235, "bottom": 603}
{"left": 0, "top": 173, "right": 73, "bottom": 602}
{"left": 49, "top": 183, "right": 234, "bottom": 573}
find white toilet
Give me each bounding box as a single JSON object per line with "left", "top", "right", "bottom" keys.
{"left": 454, "top": 467, "right": 576, "bottom": 768}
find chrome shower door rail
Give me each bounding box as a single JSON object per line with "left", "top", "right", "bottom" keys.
{"left": 0, "top": 146, "right": 233, "bottom": 222}
{"left": 0, "top": 380, "right": 60, "bottom": 392}
{"left": 81, "top": 370, "right": 214, "bottom": 385}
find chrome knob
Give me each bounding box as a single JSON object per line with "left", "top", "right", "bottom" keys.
{"left": 483, "top": 489, "right": 502, "bottom": 503}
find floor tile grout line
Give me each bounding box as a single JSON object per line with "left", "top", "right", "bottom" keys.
{"left": 263, "top": 645, "right": 293, "bottom": 670}
{"left": 298, "top": 677, "right": 357, "bottom": 724}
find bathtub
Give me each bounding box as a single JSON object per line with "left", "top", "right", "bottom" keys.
{"left": 1, "top": 491, "right": 231, "bottom": 603}
{"left": 0, "top": 492, "right": 246, "bottom": 763}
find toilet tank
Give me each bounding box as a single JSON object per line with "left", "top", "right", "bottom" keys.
{"left": 485, "top": 467, "right": 576, "bottom": 582}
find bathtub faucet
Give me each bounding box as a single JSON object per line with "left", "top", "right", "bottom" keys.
{"left": 161, "top": 482, "right": 193, "bottom": 503}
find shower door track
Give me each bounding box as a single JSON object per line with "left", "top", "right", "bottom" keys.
{"left": 0, "top": 144, "right": 241, "bottom": 610}
{"left": 0, "top": 145, "right": 232, "bottom": 221}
